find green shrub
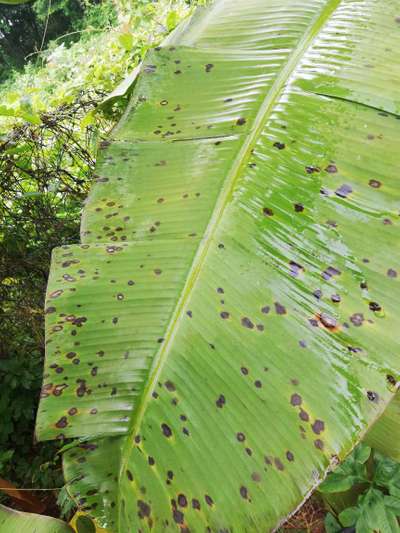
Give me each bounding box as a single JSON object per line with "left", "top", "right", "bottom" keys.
{"left": 321, "top": 444, "right": 400, "bottom": 532}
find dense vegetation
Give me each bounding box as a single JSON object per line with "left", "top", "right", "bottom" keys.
{"left": 0, "top": 0, "right": 116, "bottom": 82}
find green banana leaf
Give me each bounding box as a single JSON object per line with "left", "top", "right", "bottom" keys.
{"left": 97, "top": 64, "right": 141, "bottom": 113}
{"left": 365, "top": 393, "right": 400, "bottom": 461}
{"left": 0, "top": 0, "right": 32, "bottom": 4}
{"left": 0, "top": 504, "right": 73, "bottom": 532}
{"left": 36, "top": 0, "right": 400, "bottom": 531}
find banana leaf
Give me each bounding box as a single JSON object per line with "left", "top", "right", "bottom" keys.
{"left": 365, "top": 393, "right": 400, "bottom": 462}
{"left": 0, "top": 0, "right": 32, "bottom": 3}
{"left": 36, "top": 0, "right": 400, "bottom": 531}
{"left": 0, "top": 504, "right": 73, "bottom": 532}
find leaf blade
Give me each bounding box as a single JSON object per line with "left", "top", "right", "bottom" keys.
{"left": 37, "top": 1, "right": 400, "bottom": 531}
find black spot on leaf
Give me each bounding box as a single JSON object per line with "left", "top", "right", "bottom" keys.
{"left": 192, "top": 498, "right": 200, "bottom": 510}
{"left": 241, "top": 317, "right": 254, "bottom": 329}
{"left": 286, "top": 451, "right": 294, "bottom": 462}
{"left": 320, "top": 313, "right": 337, "bottom": 329}
{"left": 325, "top": 164, "right": 337, "bottom": 173}
{"left": 369, "top": 301, "right": 382, "bottom": 312}
{"left": 274, "top": 302, "right": 286, "bottom": 315}
{"left": 165, "top": 380, "right": 176, "bottom": 392}
{"left": 350, "top": 313, "right": 364, "bottom": 326}
{"left": 161, "top": 423, "right": 172, "bottom": 437}
{"left": 369, "top": 179, "right": 381, "bottom": 188}
{"left": 299, "top": 409, "right": 309, "bottom": 421}
{"left": 173, "top": 509, "right": 184, "bottom": 524}
{"left": 263, "top": 207, "right": 273, "bottom": 217}
{"left": 239, "top": 486, "right": 248, "bottom": 499}
{"left": 335, "top": 184, "right": 352, "bottom": 198}
{"left": 312, "top": 420, "right": 325, "bottom": 434}
{"left": 273, "top": 142, "right": 285, "bottom": 150}
{"left": 137, "top": 500, "right": 151, "bottom": 518}
{"left": 367, "top": 391, "right": 379, "bottom": 402}
{"left": 55, "top": 416, "right": 68, "bottom": 428}
{"left": 178, "top": 494, "right": 187, "bottom": 507}
{"left": 216, "top": 394, "right": 226, "bottom": 408}
{"left": 291, "top": 393, "right": 302, "bottom": 406}
{"left": 204, "top": 495, "right": 213, "bottom": 507}
{"left": 314, "top": 439, "right": 324, "bottom": 450}
{"left": 305, "top": 166, "right": 320, "bottom": 174}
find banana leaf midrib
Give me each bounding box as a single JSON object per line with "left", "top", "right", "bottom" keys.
{"left": 117, "top": 0, "right": 343, "bottom": 504}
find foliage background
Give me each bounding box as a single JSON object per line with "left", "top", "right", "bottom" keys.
{"left": 0, "top": 0, "right": 202, "bottom": 516}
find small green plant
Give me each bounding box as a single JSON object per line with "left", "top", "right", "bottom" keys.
{"left": 320, "top": 444, "right": 400, "bottom": 532}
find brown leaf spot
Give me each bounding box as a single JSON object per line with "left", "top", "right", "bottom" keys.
{"left": 273, "top": 142, "right": 285, "bottom": 150}
{"left": 49, "top": 289, "right": 63, "bottom": 299}
{"left": 161, "top": 423, "right": 172, "bottom": 437}
{"left": 137, "top": 500, "right": 150, "bottom": 518}
{"left": 290, "top": 393, "right": 302, "bottom": 406}
{"left": 241, "top": 317, "right": 254, "bottom": 329}
{"left": 369, "top": 301, "right": 382, "bottom": 312}
{"left": 192, "top": 498, "right": 200, "bottom": 510}
{"left": 55, "top": 416, "right": 68, "bottom": 428}
{"left": 165, "top": 380, "right": 176, "bottom": 392}
{"left": 239, "top": 486, "right": 248, "bottom": 499}
{"left": 173, "top": 509, "right": 184, "bottom": 524}
{"left": 216, "top": 394, "right": 226, "bottom": 408}
{"left": 237, "top": 432, "right": 246, "bottom": 442}
{"left": 314, "top": 439, "right": 324, "bottom": 450}
{"left": 204, "top": 495, "right": 213, "bottom": 507}
{"left": 299, "top": 409, "right": 309, "bottom": 422}
{"left": 312, "top": 420, "right": 325, "bottom": 435}
{"left": 178, "top": 494, "right": 187, "bottom": 507}
{"left": 325, "top": 164, "right": 337, "bottom": 173}
{"left": 274, "top": 302, "right": 286, "bottom": 315}
{"left": 286, "top": 451, "right": 294, "bottom": 462}
{"left": 369, "top": 179, "right": 381, "bottom": 188}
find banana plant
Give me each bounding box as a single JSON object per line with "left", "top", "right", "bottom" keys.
{"left": 34, "top": 0, "right": 400, "bottom": 531}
